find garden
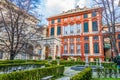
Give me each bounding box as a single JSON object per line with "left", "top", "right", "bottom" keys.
{"left": 0, "top": 59, "right": 120, "bottom": 80}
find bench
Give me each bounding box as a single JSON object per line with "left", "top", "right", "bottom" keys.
{"left": 41, "top": 76, "right": 53, "bottom": 80}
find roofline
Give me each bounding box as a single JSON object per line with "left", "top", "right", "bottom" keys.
{"left": 47, "top": 7, "right": 103, "bottom": 20}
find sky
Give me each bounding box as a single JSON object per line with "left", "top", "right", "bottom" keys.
{"left": 36, "top": 0, "right": 92, "bottom": 25}
{"left": 30, "top": 0, "right": 119, "bottom": 25}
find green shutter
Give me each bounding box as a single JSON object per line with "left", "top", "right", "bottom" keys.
{"left": 84, "top": 22, "right": 88, "bottom": 32}
{"left": 57, "top": 26, "right": 61, "bottom": 35}
{"left": 51, "top": 27, "right": 54, "bottom": 36}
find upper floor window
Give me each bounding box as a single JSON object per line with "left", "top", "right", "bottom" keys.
{"left": 51, "top": 27, "right": 54, "bottom": 36}
{"left": 77, "top": 24, "right": 81, "bottom": 33}
{"left": 118, "top": 34, "right": 120, "bottom": 39}
{"left": 93, "top": 36, "right": 99, "bottom": 40}
{"left": 70, "top": 38, "right": 74, "bottom": 42}
{"left": 92, "top": 12, "right": 97, "bottom": 17}
{"left": 58, "top": 18, "right": 61, "bottom": 23}
{"left": 77, "top": 44, "right": 81, "bottom": 53}
{"left": 70, "top": 25, "right": 74, "bottom": 34}
{"left": 57, "top": 26, "right": 61, "bottom": 35}
{"left": 70, "top": 44, "right": 74, "bottom": 54}
{"left": 94, "top": 42, "right": 99, "bottom": 53}
{"left": 84, "top": 14, "right": 88, "bottom": 18}
{"left": 51, "top": 20, "right": 54, "bottom": 24}
{"left": 84, "top": 43, "right": 89, "bottom": 53}
{"left": 64, "top": 39, "right": 68, "bottom": 42}
{"left": 77, "top": 38, "right": 80, "bottom": 42}
{"left": 84, "top": 36, "right": 89, "bottom": 41}
{"left": 92, "top": 21, "right": 98, "bottom": 31}
{"left": 64, "top": 44, "right": 67, "bottom": 53}
{"left": 84, "top": 22, "right": 89, "bottom": 32}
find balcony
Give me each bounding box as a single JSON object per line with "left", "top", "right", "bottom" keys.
{"left": 62, "top": 53, "right": 81, "bottom": 56}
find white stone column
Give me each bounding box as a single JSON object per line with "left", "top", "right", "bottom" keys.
{"left": 41, "top": 46, "right": 45, "bottom": 60}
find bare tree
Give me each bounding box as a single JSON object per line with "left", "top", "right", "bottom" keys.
{"left": 93, "top": 0, "right": 120, "bottom": 57}
{"left": 0, "top": 0, "right": 41, "bottom": 60}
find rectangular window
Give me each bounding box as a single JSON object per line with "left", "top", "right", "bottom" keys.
{"left": 77, "top": 24, "right": 81, "bottom": 33}
{"left": 84, "top": 43, "right": 89, "bottom": 53}
{"left": 118, "top": 34, "right": 120, "bottom": 39}
{"left": 84, "top": 22, "right": 88, "bottom": 32}
{"left": 77, "top": 44, "right": 81, "bottom": 53}
{"left": 51, "top": 20, "right": 54, "bottom": 24}
{"left": 51, "top": 27, "right": 54, "bottom": 36}
{"left": 70, "top": 25, "right": 74, "bottom": 34}
{"left": 92, "top": 12, "right": 97, "bottom": 17}
{"left": 84, "top": 14, "right": 88, "bottom": 18}
{"left": 94, "top": 42, "right": 99, "bottom": 53}
{"left": 64, "top": 45, "right": 67, "bottom": 53}
{"left": 57, "top": 26, "right": 61, "bottom": 35}
{"left": 93, "top": 36, "right": 99, "bottom": 40}
{"left": 84, "top": 36, "right": 89, "bottom": 41}
{"left": 38, "top": 49, "right": 42, "bottom": 55}
{"left": 70, "top": 38, "right": 74, "bottom": 42}
{"left": 64, "top": 39, "right": 67, "bottom": 42}
{"left": 58, "top": 18, "right": 61, "bottom": 23}
{"left": 92, "top": 21, "right": 98, "bottom": 31}
{"left": 77, "top": 38, "right": 80, "bottom": 42}
{"left": 70, "top": 44, "right": 74, "bottom": 54}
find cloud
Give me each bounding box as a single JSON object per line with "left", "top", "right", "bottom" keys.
{"left": 37, "top": 0, "right": 90, "bottom": 24}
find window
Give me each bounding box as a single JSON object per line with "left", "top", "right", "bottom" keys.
{"left": 64, "top": 45, "right": 67, "bottom": 53}
{"left": 64, "top": 18, "right": 67, "bottom": 21}
{"left": 77, "top": 44, "right": 81, "bottom": 53}
{"left": 57, "top": 26, "right": 61, "bottom": 35}
{"left": 84, "top": 22, "right": 89, "bottom": 32}
{"left": 64, "top": 39, "right": 67, "bottom": 42}
{"left": 51, "top": 20, "right": 54, "bottom": 24}
{"left": 58, "top": 18, "right": 61, "bottom": 23}
{"left": 84, "top": 43, "right": 89, "bottom": 53}
{"left": 70, "top": 44, "right": 74, "bottom": 54}
{"left": 77, "top": 16, "right": 80, "bottom": 18}
{"left": 94, "top": 42, "right": 99, "bottom": 53}
{"left": 92, "top": 12, "right": 97, "bottom": 17}
{"left": 77, "top": 38, "right": 80, "bottom": 42}
{"left": 38, "top": 49, "right": 42, "bottom": 55}
{"left": 51, "top": 27, "right": 54, "bottom": 36}
{"left": 70, "top": 38, "right": 74, "bottom": 42}
{"left": 92, "top": 21, "right": 98, "bottom": 31}
{"left": 0, "top": 52, "right": 3, "bottom": 59}
{"left": 77, "top": 24, "right": 81, "bottom": 33}
{"left": 84, "top": 36, "right": 89, "bottom": 41}
{"left": 70, "top": 25, "right": 74, "bottom": 34}
{"left": 118, "top": 34, "right": 120, "bottom": 39}
{"left": 93, "top": 36, "right": 99, "bottom": 40}
{"left": 84, "top": 14, "right": 88, "bottom": 18}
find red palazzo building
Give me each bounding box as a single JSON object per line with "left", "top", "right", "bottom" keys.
{"left": 47, "top": 7, "right": 104, "bottom": 61}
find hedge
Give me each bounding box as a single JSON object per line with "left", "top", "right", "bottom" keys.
{"left": 0, "top": 60, "right": 47, "bottom": 64}
{"left": 0, "top": 65, "right": 64, "bottom": 80}
{"left": 71, "top": 68, "right": 92, "bottom": 80}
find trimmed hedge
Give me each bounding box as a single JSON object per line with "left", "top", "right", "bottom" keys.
{"left": 0, "top": 65, "right": 64, "bottom": 80}
{"left": 0, "top": 60, "right": 47, "bottom": 64}
{"left": 71, "top": 68, "right": 92, "bottom": 80}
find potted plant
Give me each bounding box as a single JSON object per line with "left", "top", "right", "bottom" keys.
{"left": 56, "top": 56, "right": 60, "bottom": 65}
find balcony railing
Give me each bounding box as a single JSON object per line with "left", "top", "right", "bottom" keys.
{"left": 62, "top": 53, "right": 81, "bottom": 56}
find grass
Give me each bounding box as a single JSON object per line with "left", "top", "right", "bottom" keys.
{"left": 92, "top": 78, "right": 120, "bottom": 80}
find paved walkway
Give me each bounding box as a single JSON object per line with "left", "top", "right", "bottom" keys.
{"left": 56, "top": 67, "right": 80, "bottom": 80}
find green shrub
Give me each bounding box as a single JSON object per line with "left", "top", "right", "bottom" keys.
{"left": 71, "top": 68, "right": 92, "bottom": 80}
{"left": 0, "top": 65, "right": 64, "bottom": 80}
